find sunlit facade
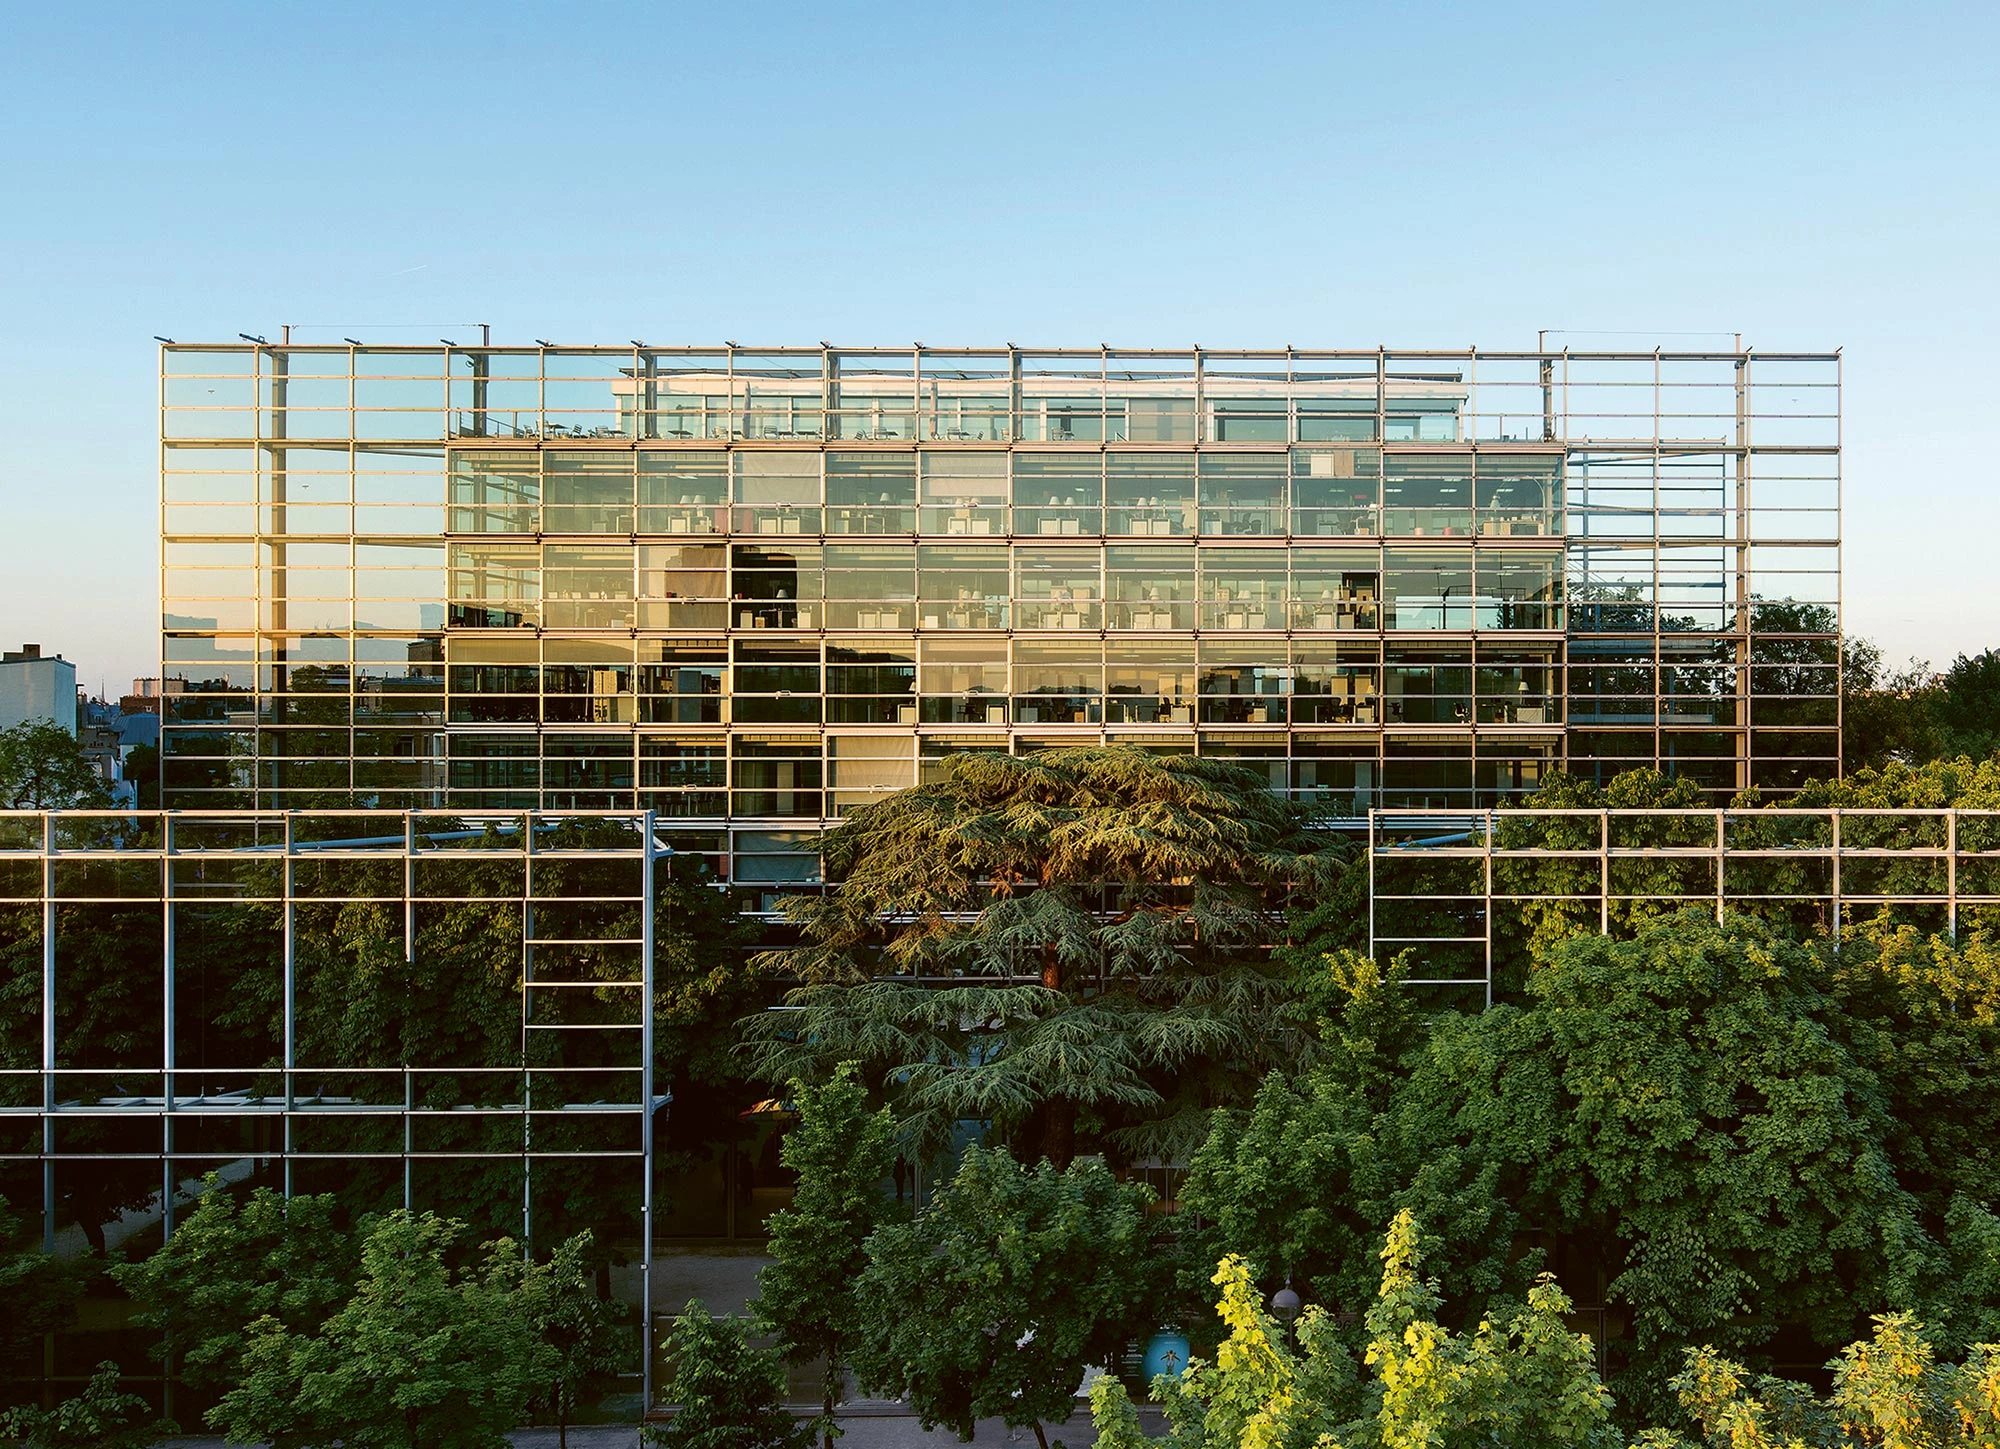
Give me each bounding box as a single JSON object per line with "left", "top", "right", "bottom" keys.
{"left": 160, "top": 343, "right": 1841, "bottom": 877}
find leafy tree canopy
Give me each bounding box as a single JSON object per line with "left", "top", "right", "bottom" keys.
{"left": 854, "top": 1146, "right": 1156, "bottom": 1447}
{"left": 742, "top": 747, "right": 1345, "bottom": 1164}
{"left": 0, "top": 719, "right": 109, "bottom": 809}
{"left": 0, "top": 1361, "right": 164, "bottom": 1449}
{"left": 113, "top": 1180, "right": 359, "bottom": 1392}
{"left": 209, "top": 1211, "right": 552, "bottom": 1449}
{"left": 647, "top": 1300, "right": 809, "bottom": 1449}
{"left": 1090, "top": 1213, "right": 1615, "bottom": 1449}
{"left": 752, "top": 1064, "right": 900, "bottom": 1449}
{"left": 1187, "top": 911, "right": 2000, "bottom": 1428}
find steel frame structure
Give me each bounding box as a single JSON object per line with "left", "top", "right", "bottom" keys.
{"left": 0, "top": 808, "right": 665, "bottom": 1406}
{"left": 159, "top": 341, "right": 1840, "bottom": 862}
{"left": 1369, "top": 807, "right": 2000, "bottom": 1003}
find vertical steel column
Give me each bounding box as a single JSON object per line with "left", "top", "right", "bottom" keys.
{"left": 1599, "top": 809, "right": 1610, "bottom": 935}
{"left": 640, "top": 812, "right": 659, "bottom": 1411}
{"left": 41, "top": 815, "right": 56, "bottom": 1253}
{"left": 1482, "top": 810, "right": 1494, "bottom": 1009}
{"left": 1948, "top": 809, "right": 1958, "bottom": 941}
{"left": 1831, "top": 810, "right": 1843, "bottom": 940}
{"left": 161, "top": 860, "right": 176, "bottom": 1236}
{"left": 1732, "top": 353, "right": 1752, "bottom": 794}
{"left": 1366, "top": 809, "right": 1378, "bottom": 963}
{"left": 1714, "top": 810, "right": 1726, "bottom": 925}
{"left": 282, "top": 813, "right": 295, "bottom": 1198}
{"left": 521, "top": 814, "right": 534, "bottom": 1243}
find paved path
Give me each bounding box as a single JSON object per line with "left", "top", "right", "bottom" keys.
{"left": 161, "top": 1401, "right": 1141, "bottom": 1449}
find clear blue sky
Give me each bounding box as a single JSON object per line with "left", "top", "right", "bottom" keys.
{"left": 2, "top": 1, "right": 1994, "bottom": 693}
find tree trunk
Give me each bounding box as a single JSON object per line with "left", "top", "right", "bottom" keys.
{"left": 1042, "top": 1097, "right": 1077, "bottom": 1170}
{"left": 1032, "top": 1419, "right": 1050, "bottom": 1449}
{"left": 558, "top": 1396, "right": 568, "bottom": 1449}
{"left": 1038, "top": 943, "right": 1076, "bottom": 1167}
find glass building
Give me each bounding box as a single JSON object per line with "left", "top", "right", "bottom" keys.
{"left": 160, "top": 343, "right": 1841, "bottom": 877}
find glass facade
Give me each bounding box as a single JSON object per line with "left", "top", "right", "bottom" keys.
{"left": 161, "top": 344, "right": 1841, "bottom": 871}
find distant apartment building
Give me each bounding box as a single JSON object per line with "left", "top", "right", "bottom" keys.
{"left": 1, "top": 643, "right": 78, "bottom": 733}
{"left": 158, "top": 343, "right": 1841, "bottom": 874}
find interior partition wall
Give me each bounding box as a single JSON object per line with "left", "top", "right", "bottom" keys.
{"left": 161, "top": 344, "right": 1840, "bottom": 870}
{"left": 0, "top": 809, "right": 658, "bottom": 1408}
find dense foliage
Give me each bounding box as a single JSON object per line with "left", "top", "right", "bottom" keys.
{"left": 1092, "top": 1214, "right": 1615, "bottom": 1449}
{"left": 1186, "top": 908, "right": 2000, "bottom": 1428}
{"left": 1844, "top": 642, "right": 2000, "bottom": 770}
{"left": 752, "top": 1065, "right": 899, "bottom": 1449}
{"left": 647, "top": 1302, "right": 809, "bottom": 1449}
{"left": 741, "top": 746, "right": 1343, "bottom": 1164}
{"left": 853, "top": 1146, "right": 1156, "bottom": 1447}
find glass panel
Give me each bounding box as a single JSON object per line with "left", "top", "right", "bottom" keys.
{"left": 1475, "top": 548, "right": 1563, "bottom": 629}
{"left": 1011, "top": 637, "right": 1101, "bottom": 724}
{"left": 919, "top": 451, "right": 1007, "bottom": 535}
{"left": 1291, "top": 447, "right": 1380, "bottom": 536}
{"left": 638, "top": 450, "right": 728, "bottom": 534}
{"left": 822, "top": 544, "right": 916, "bottom": 630}
{"left": 730, "top": 544, "right": 823, "bottom": 630}
{"left": 732, "top": 453, "right": 821, "bottom": 535}
{"left": 638, "top": 544, "right": 727, "bottom": 629}
{"left": 917, "top": 545, "right": 1010, "bottom": 630}
{"left": 1382, "top": 454, "right": 1473, "bottom": 536}
{"left": 1383, "top": 641, "right": 1472, "bottom": 725}
{"left": 1014, "top": 546, "right": 1101, "bottom": 629}
{"left": 1199, "top": 637, "right": 1289, "bottom": 724}
{"left": 448, "top": 542, "right": 539, "bottom": 629}
{"left": 1105, "top": 545, "right": 1195, "bottom": 630}
{"left": 1013, "top": 454, "right": 1102, "bottom": 535}
{"left": 1104, "top": 638, "right": 1195, "bottom": 724}
{"left": 1383, "top": 547, "right": 1473, "bottom": 630}
{"left": 449, "top": 452, "right": 538, "bottom": 534}
{"left": 543, "top": 452, "right": 634, "bottom": 534}
{"left": 1289, "top": 546, "right": 1380, "bottom": 629}
{"left": 1291, "top": 640, "right": 1380, "bottom": 724}
{"left": 919, "top": 353, "right": 1013, "bottom": 442}
{"left": 1105, "top": 453, "right": 1195, "bottom": 535}
{"left": 638, "top": 641, "right": 726, "bottom": 725}
{"left": 918, "top": 638, "right": 1009, "bottom": 724}
{"left": 1198, "top": 547, "right": 1285, "bottom": 630}
{"left": 825, "top": 453, "right": 917, "bottom": 535}
{"left": 1474, "top": 454, "right": 1561, "bottom": 537}
{"left": 1199, "top": 455, "right": 1285, "bottom": 536}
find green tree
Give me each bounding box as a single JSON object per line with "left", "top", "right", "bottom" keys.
{"left": 1934, "top": 648, "right": 2000, "bottom": 762}
{"left": 0, "top": 1361, "right": 162, "bottom": 1449}
{"left": 112, "top": 1181, "right": 358, "bottom": 1394}
{"left": 1639, "top": 1312, "right": 2000, "bottom": 1448}
{"left": 741, "top": 747, "right": 1342, "bottom": 1165}
{"left": 1090, "top": 1214, "right": 1615, "bottom": 1449}
{"left": 0, "top": 1192, "right": 86, "bottom": 1386}
{"left": 752, "top": 1065, "right": 898, "bottom": 1449}
{"left": 1377, "top": 912, "right": 1930, "bottom": 1420}
{"left": 123, "top": 740, "right": 161, "bottom": 810}
{"left": 0, "top": 720, "right": 110, "bottom": 809}
{"left": 210, "top": 1211, "right": 551, "bottom": 1449}
{"left": 646, "top": 1300, "right": 810, "bottom": 1449}
{"left": 854, "top": 1146, "right": 1155, "bottom": 1448}
{"left": 518, "top": 1230, "right": 623, "bottom": 1449}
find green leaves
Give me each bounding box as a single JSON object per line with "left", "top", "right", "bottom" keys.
{"left": 113, "top": 1179, "right": 358, "bottom": 1392}
{"left": 0, "top": 719, "right": 112, "bottom": 809}
{"left": 854, "top": 1147, "right": 1155, "bottom": 1441}
{"left": 649, "top": 1301, "right": 810, "bottom": 1449}
{"left": 753, "top": 1065, "right": 900, "bottom": 1447}
{"left": 210, "top": 1211, "right": 552, "bottom": 1449}
{"left": 1089, "top": 1218, "right": 1614, "bottom": 1449}
{"left": 742, "top": 746, "right": 1347, "bottom": 1164}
